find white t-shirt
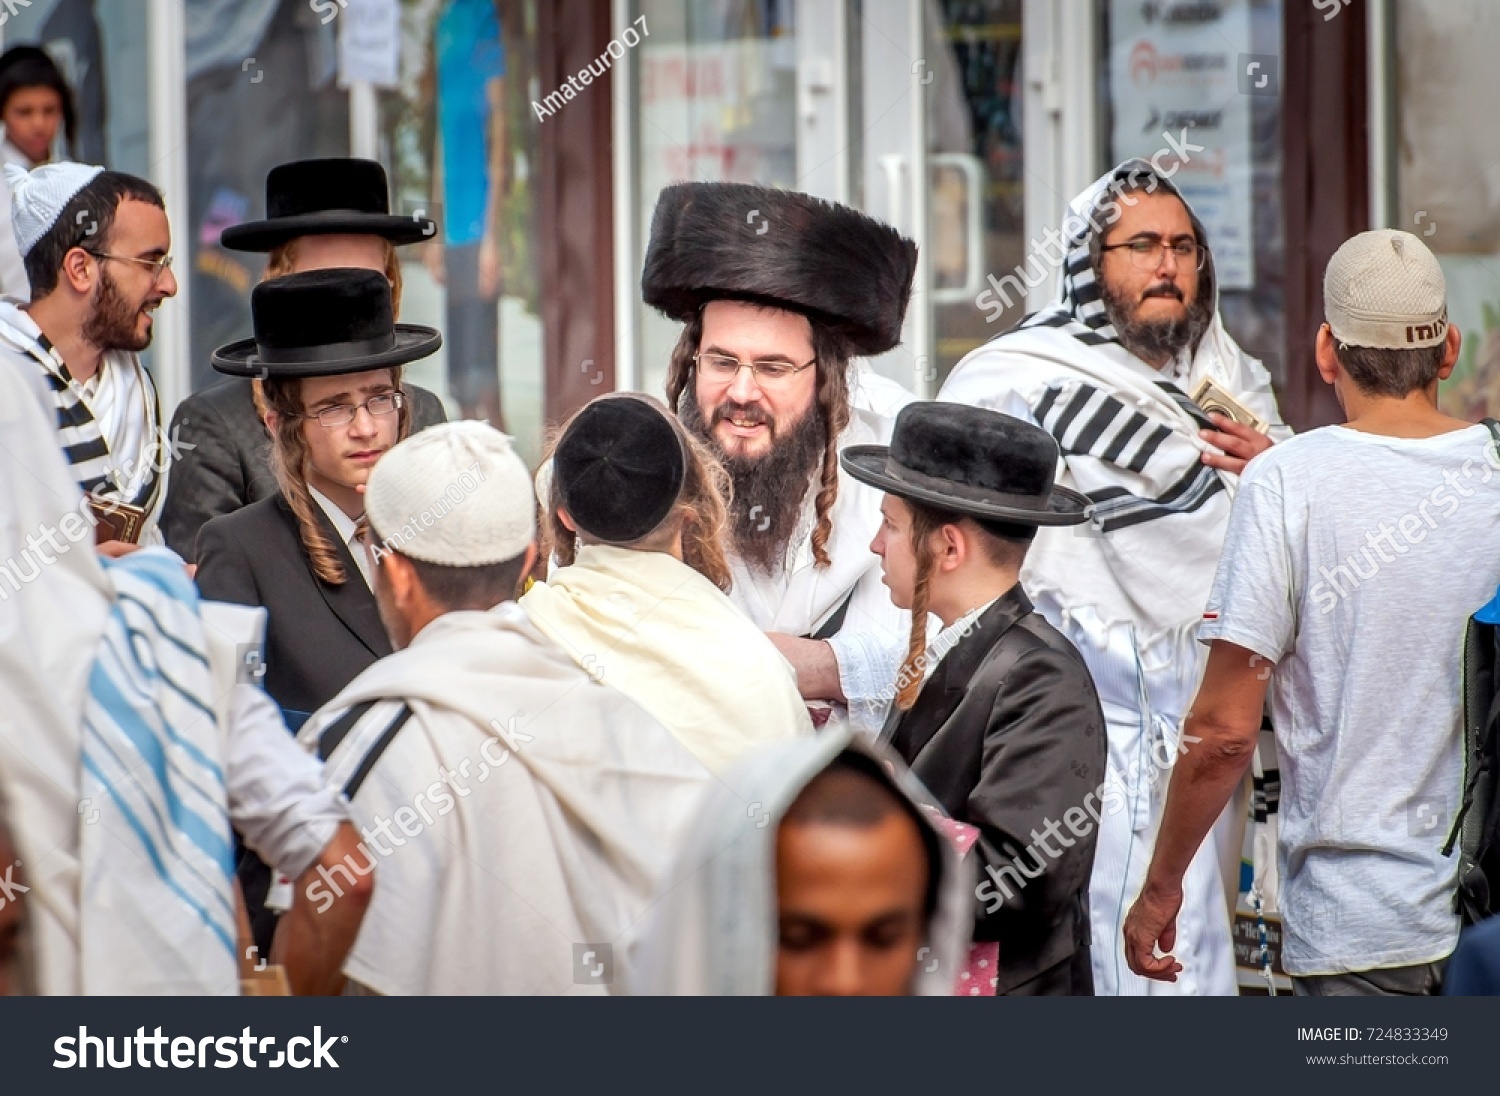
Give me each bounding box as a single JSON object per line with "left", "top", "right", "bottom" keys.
{"left": 1199, "top": 423, "right": 1500, "bottom": 976}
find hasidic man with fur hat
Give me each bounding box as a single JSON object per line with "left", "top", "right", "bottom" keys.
{"left": 0, "top": 160, "right": 178, "bottom": 545}
{"left": 296, "top": 421, "right": 712, "bottom": 994}
{"left": 940, "top": 159, "right": 1293, "bottom": 995}
{"left": 642, "top": 182, "right": 920, "bottom": 734}
{"left": 523, "top": 393, "right": 812, "bottom": 775}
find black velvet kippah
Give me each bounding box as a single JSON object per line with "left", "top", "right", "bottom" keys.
{"left": 554, "top": 397, "right": 687, "bottom": 544}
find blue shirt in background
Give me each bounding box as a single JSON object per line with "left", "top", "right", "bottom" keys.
{"left": 435, "top": 0, "right": 505, "bottom": 246}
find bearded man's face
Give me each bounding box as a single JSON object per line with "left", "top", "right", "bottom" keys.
{"left": 1096, "top": 189, "right": 1211, "bottom": 367}
{"left": 80, "top": 199, "right": 176, "bottom": 353}
{"left": 681, "top": 300, "right": 825, "bottom": 573}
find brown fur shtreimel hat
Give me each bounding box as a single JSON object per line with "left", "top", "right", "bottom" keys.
{"left": 641, "top": 182, "right": 918, "bottom": 357}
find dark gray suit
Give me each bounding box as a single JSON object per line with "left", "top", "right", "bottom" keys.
{"left": 161, "top": 378, "right": 446, "bottom": 561}
{"left": 195, "top": 494, "right": 389, "bottom": 724}
{"left": 883, "top": 584, "right": 1106, "bottom": 995}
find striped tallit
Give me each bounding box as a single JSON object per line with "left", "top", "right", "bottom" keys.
{"left": 78, "top": 548, "right": 238, "bottom": 995}
{"left": 0, "top": 302, "right": 164, "bottom": 517}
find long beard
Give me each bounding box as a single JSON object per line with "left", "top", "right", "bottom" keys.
{"left": 82, "top": 270, "right": 153, "bottom": 353}
{"left": 680, "top": 391, "right": 827, "bottom": 574}
{"left": 1102, "top": 279, "right": 1212, "bottom": 366}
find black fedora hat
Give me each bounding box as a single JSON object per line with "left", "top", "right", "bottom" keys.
{"left": 841, "top": 402, "right": 1090, "bottom": 527}
{"left": 210, "top": 268, "right": 441, "bottom": 379}
{"left": 220, "top": 159, "right": 436, "bottom": 252}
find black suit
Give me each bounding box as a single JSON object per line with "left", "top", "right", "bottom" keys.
{"left": 883, "top": 584, "right": 1106, "bottom": 995}
{"left": 161, "top": 378, "right": 446, "bottom": 561}
{"left": 195, "top": 494, "right": 389, "bottom": 723}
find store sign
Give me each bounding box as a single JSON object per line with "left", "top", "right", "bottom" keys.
{"left": 337, "top": 0, "right": 401, "bottom": 90}
{"left": 1109, "top": 0, "right": 1256, "bottom": 288}
{"left": 638, "top": 39, "right": 797, "bottom": 198}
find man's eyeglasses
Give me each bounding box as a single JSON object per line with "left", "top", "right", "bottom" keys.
{"left": 299, "top": 391, "right": 405, "bottom": 429}
{"left": 1100, "top": 236, "right": 1206, "bottom": 271}
{"left": 695, "top": 352, "right": 816, "bottom": 385}
{"left": 84, "top": 250, "right": 174, "bottom": 283}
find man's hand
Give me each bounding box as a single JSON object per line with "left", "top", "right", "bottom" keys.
{"left": 270, "top": 822, "right": 373, "bottom": 995}
{"left": 96, "top": 540, "right": 141, "bottom": 559}
{"left": 1123, "top": 881, "right": 1186, "bottom": 981}
{"left": 766, "top": 633, "right": 845, "bottom": 705}
{"left": 1199, "top": 412, "right": 1273, "bottom": 475}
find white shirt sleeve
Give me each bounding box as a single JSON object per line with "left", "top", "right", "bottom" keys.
{"left": 1197, "top": 471, "right": 1296, "bottom": 664}
{"left": 225, "top": 684, "right": 349, "bottom": 880}
{"left": 827, "top": 563, "right": 909, "bottom": 735}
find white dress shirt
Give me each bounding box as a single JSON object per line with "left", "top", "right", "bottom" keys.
{"left": 309, "top": 485, "right": 372, "bottom": 589}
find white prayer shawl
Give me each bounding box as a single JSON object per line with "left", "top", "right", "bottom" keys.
{"left": 298, "top": 604, "right": 715, "bottom": 995}
{"left": 0, "top": 300, "right": 167, "bottom": 544}
{"left": 0, "top": 358, "right": 111, "bottom": 995}
{"left": 939, "top": 160, "right": 1291, "bottom": 995}
{"left": 629, "top": 727, "right": 974, "bottom": 995}
{"left": 78, "top": 551, "right": 241, "bottom": 995}
{"left": 520, "top": 545, "right": 813, "bottom": 776}
{"left": 0, "top": 351, "right": 280, "bottom": 994}
{"left": 726, "top": 364, "right": 916, "bottom": 735}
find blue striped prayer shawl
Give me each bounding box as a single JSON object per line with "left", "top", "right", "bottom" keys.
{"left": 79, "top": 548, "right": 237, "bottom": 994}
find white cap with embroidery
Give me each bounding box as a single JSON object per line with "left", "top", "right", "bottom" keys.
{"left": 4, "top": 160, "right": 105, "bottom": 257}
{"left": 1323, "top": 229, "right": 1449, "bottom": 350}
{"left": 365, "top": 420, "right": 536, "bottom": 567}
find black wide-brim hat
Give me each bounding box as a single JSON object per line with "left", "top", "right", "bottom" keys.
{"left": 210, "top": 267, "right": 441, "bottom": 379}
{"left": 220, "top": 158, "right": 436, "bottom": 252}
{"left": 841, "top": 402, "right": 1091, "bottom": 527}
{"left": 641, "top": 182, "right": 918, "bottom": 357}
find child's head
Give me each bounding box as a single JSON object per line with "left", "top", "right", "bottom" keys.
{"left": 871, "top": 494, "right": 1034, "bottom": 710}
{"left": 1319, "top": 229, "right": 1459, "bottom": 403}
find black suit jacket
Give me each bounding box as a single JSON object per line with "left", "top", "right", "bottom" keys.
{"left": 194, "top": 494, "right": 390, "bottom": 721}
{"left": 161, "top": 378, "right": 446, "bottom": 561}
{"left": 883, "top": 584, "right": 1106, "bottom": 995}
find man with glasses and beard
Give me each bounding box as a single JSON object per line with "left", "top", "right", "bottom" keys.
{"left": 940, "top": 160, "right": 1293, "bottom": 996}
{"left": 643, "top": 182, "right": 919, "bottom": 734}
{"left": 0, "top": 161, "right": 177, "bottom": 545}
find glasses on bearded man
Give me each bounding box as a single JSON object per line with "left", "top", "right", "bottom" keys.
{"left": 298, "top": 391, "right": 405, "bottom": 429}
{"left": 84, "top": 250, "right": 174, "bottom": 285}
{"left": 695, "top": 352, "right": 816, "bottom": 386}
{"left": 1099, "top": 234, "right": 1206, "bottom": 271}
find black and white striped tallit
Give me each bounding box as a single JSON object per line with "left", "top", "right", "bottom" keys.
{"left": 0, "top": 304, "right": 163, "bottom": 515}
{"left": 940, "top": 158, "right": 1292, "bottom": 642}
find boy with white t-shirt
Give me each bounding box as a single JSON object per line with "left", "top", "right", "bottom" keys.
{"left": 1121, "top": 229, "right": 1500, "bottom": 996}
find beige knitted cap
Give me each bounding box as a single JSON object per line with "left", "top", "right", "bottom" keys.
{"left": 1324, "top": 229, "right": 1448, "bottom": 350}
{"left": 365, "top": 420, "right": 535, "bottom": 566}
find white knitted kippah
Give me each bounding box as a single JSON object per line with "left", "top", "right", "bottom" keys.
{"left": 5, "top": 160, "right": 105, "bottom": 257}
{"left": 1324, "top": 229, "right": 1448, "bottom": 350}
{"left": 365, "top": 420, "right": 536, "bottom": 567}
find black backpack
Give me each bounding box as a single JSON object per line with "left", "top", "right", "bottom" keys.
{"left": 1444, "top": 418, "right": 1500, "bottom": 924}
